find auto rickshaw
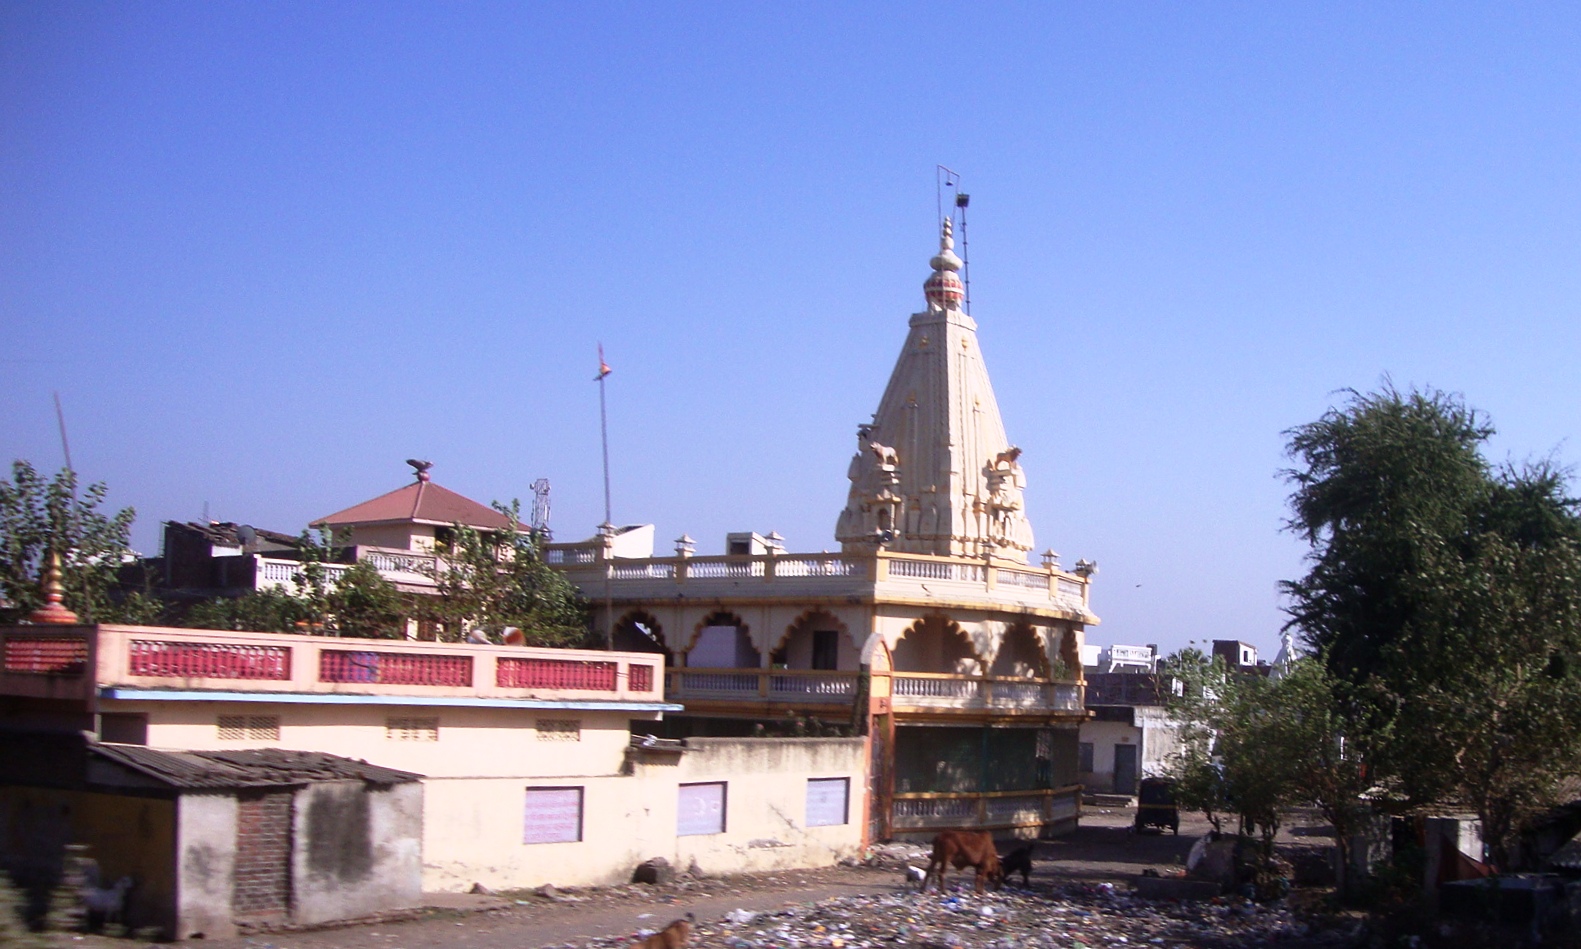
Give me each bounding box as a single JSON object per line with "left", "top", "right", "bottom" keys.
{"left": 1134, "top": 776, "right": 1180, "bottom": 834}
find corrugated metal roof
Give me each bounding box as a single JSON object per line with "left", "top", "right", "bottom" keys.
{"left": 91, "top": 743, "right": 421, "bottom": 790}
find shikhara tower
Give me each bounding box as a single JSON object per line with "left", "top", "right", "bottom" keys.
{"left": 836, "top": 217, "right": 1035, "bottom": 561}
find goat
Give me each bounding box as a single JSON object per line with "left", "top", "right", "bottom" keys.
{"left": 84, "top": 876, "right": 133, "bottom": 930}
{"left": 636, "top": 912, "right": 694, "bottom": 949}
{"left": 921, "top": 830, "right": 1004, "bottom": 894}
{"left": 1000, "top": 843, "right": 1034, "bottom": 886}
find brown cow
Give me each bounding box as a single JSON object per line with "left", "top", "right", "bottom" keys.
{"left": 921, "top": 830, "right": 1004, "bottom": 893}
{"left": 635, "top": 913, "right": 694, "bottom": 949}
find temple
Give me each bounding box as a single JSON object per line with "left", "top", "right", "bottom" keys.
{"left": 548, "top": 213, "right": 1100, "bottom": 839}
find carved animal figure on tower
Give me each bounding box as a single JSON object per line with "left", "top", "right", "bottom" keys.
{"left": 993, "top": 446, "right": 1023, "bottom": 469}
{"left": 636, "top": 913, "right": 695, "bottom": 949}
{"left": 869, "top": 442, "right": 900, "bottom": 467}
{"left": 921, "top": 830, "right": 1005, "bottom": 893}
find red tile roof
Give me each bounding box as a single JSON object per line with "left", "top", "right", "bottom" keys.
{"left": 311, "top": 480, "right": 516, "bottom": 531}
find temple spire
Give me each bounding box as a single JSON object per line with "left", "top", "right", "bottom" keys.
{"left": 835, "top": 216, "right": 1035, "bottom": 561}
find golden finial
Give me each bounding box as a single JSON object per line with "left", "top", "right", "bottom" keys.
{"left": 27, "top": 550, "right": 80, "bottom": 625}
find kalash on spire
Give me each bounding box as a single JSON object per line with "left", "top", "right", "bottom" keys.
{"left": 835, "top": 216, "right": 1036, "bottom": 561}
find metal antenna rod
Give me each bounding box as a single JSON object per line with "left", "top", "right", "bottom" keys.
{"left": 53, "top": 392, "right": 73, "bottom": 474}
{"left": 956, "top": 191, "right": 971, "bottom": 315}
{"left": 596, "top": 344, "right": 614, "bottom": 649}
{"left": 936, "top": 164, "right": 960, "bottom": 230}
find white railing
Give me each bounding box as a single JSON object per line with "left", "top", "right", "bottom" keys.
{"left": 544, "top": 546, "right": 1089, "bottom": 615}
{"left": 991, "top": 679, "right": 1047, "bottom": 706}
{"left": 544, "top": 545, "right": 598, "bottom": 565}
{"left": 256, "top": 559, "right": 350, "bottom": 589}
{"left": 888, "top": 558, "right": 987, "bottom": 582}
{"left": 612, "top": 562, "right": 675, "bottom": 580}
{"left": 662, "top": 668, "right": 860, "bottom": 704}
{"left": 361, "top": 549, "right": 436, "bottom": 575}
{"left": 771, "top": 556, "right": 860, "bottom": 577}
{"left": 891, "top": 674, "right": 1084, "bottom": 712}
{"left": 769, "top": 672, "right": 857, "bottom": 698}
{"left": 888, "top": 785, "right": 1083, "bottom": 832}
{"left": 998, "top": 569, "right": 1049, "bottom": 591}
{"left": 893, "top": 675, "right": 981, "bottom": 701}
{"left": 686, "top": 560, "right": 765, "bottom": 579}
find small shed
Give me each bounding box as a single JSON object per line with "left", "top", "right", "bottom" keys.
{"left": 0, "top": 733, "right": 423, "bottom": 939}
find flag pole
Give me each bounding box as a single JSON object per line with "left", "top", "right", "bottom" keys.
{"left": 597, "top": 345, "right": 614, "bottom": 650}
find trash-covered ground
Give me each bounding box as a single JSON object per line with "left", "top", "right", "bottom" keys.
{"left": 541, "top": 879, "right": 1356, "bottom": 949}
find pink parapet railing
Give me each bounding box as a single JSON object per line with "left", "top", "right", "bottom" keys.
{"left": 3, "top": 636, "right": 89, "bottom": 675}
{"left": 129, "top": 640, "right": 291, "bottom": 680}
{"left": 319, "top": 650, "right": 473, "bottom": 687}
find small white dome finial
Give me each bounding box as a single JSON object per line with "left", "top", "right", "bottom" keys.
{"left": 923, "top": 218, "right": 965, "bottom": 310}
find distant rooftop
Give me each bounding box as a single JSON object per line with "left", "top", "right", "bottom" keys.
{"left": 311, "top": 463, "right": 515, "bottom": 532}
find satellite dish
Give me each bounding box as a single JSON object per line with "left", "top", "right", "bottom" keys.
{"left": 236, "top": 525, "right": 257, "bottom": 547}
{"left": 879, "top": 530, "right": 896, "bottom": 545}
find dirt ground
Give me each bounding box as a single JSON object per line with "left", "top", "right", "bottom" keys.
{"left": 74, "top": 806, "right": 1340, "bottom": 949}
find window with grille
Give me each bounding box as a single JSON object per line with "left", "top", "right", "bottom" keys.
{"left": 218, "top": 715, "right": 280, "bottom": 741}
{"left": 1078, "top": 741, "right": 1094, "bottom": 773}
{"left": 678, "top": 782, "right": 726, "bottom": 836}
{"left": 523, "top": 787, "right": 583, "bottom": 844}
{"left": 386, "top": 717, "right": 439, "bottom": 741}
{"left": 536, "top": 719, "right": 582, "bottom": 742}
{"left": 805, "top": 777, "right": 849, "bottom": 827}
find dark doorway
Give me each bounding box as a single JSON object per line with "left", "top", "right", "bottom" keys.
{"left": 1113, "top": 743, "right": 1139, "bottom": 795}
{"left": 811, "top": 630, "right": 839, "bottom": 670}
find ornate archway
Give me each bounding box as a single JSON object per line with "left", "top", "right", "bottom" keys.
{"left": 892, "top": 614, "right": 981, "bottom": 674}
{"left": 685, "top": 611, "right": 762, "bottom": 669}
{"left": 770, "top": 609, "right": 855, "bottom": 671}
{"left": 989, "top": 621, "right": 1049, "bottom": 678}
{"left": 612, "top": 610, "right": 672, "bottom": 663}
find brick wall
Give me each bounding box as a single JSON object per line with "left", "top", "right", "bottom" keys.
{"left": 233, "top": 790, "right": 292, "bottom": 922}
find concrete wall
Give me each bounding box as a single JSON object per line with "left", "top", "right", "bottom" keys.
{"left": 1077, "top": 719, "right": 1138, "bottom": 793}
{"left": 292, "top": 781, "right": 423, "bottom": 925}
{"left": 176, "top": 793, "right": 237, "bottom": 940}
{"left": 1135, "top": 707, "right": 1184, "bottom": 780}
{"left": 1079, "top": 713, "right": 1183, "bottom": 795}
{"left": 668, "top": 738, "right": 866, "bottom": 876}
{"left": 419, "top": 736, "right": 866, "bottom": 892}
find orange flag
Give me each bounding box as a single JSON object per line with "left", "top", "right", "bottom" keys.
{"left": 596, "top": 343, "right": 612, "bottom": 380}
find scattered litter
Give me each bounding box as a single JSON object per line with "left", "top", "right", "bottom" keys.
{"left": 534, "top": 879, "right": 1326, "bottom": 949}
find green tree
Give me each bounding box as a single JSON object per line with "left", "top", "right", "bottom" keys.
{"left": 420, "top": 501, "right": 588, "bottom": 645}
{"left": 1166, "top": 655, "right": 1302, "bottom": 859}
{"left": 326, "top": 560, "right": 405, "bottom": 638}
{"left": 0, "top": 460, "right": 153, "bottom": 623}
{"left": 1282, "top": 386, "right": 1581, "bottom": 867}
{"left": 183, "top": 589, "right": 312, "bottom": 633}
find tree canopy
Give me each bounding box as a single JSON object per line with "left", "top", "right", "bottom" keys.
{"left": 0, "top": 460, "right": 157, "bottom": 623}
{"left": 1281, "top": 385, "right": 1581, "bottom": 866}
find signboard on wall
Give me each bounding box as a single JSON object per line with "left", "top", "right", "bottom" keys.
{"left": 678, "top": 781, "right": 726, "bottom": 836}
{"left": 524, "top": 787, "right": 583, "bottom": 844}
{"left": 805, "top": 777, "right": 849, "bottom": 827}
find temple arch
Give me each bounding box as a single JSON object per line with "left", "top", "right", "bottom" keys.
{"left": 684, "top": 610, "right": 762, "bottom": 669}
{"left": 989, "top": 620, "right": 1049, "bottom": 678}
{"left": 612, "top": 610, "right": 672, "bottom": 664}
{"left": 892, "top": 613, "right": 981, "bottom": 675}
{"left": 770, "top": 609, "right": 857, "bottom": 671}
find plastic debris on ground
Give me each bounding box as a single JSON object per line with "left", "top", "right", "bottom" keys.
{"left": 536, "top": 879, "right": 1349, "bottom": 949}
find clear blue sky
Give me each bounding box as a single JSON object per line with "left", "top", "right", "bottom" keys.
{"left": 6, "top": 4, "right": 1581, "bottom": 659}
